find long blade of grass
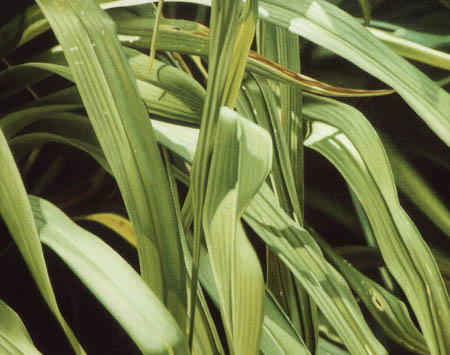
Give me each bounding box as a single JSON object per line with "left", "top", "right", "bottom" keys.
{"left": 383, "top": 139, "right": 450, "bottom": 238}
{"left": 188, "top": 0, "right": 241, "bottom": 345}
{"left": 222, "top": 0, "right": 258, "bottom": 107}
{"left": 147, "top": 0, "right": 164, "bottom": 73}
{"left": 0, "top": 299, "right": 42, "bottom": 355}
{"left": 257, "top": 0, "right": 450, "bottom": 145}
{"left": 35, "top": 0, "right": 187, "bottom": 327}
{"left": 202, "top": 107, "right": 270, "bottom": 354}
{"left": 367, "top": 27, "right": 450, "bottom": 70}
{"left": 145, "top": 119, "right": 387, "bottom": 354}
{"left": 30, "top": 195, "right": 189, "bottom": 354}
{"left": 302, "top": 93, "right": 450, "bottom": 354}
{"left": 0, "top": 129, "right": 84, "bottom": 354}
{"left": 309, "top": 228, "right": 429, "bottom": 354}
{"left": 151, "top": 0, "right": 449, "bottom": 143}
{"left": 110, "top": 10, "right": 392, "bottom": 97}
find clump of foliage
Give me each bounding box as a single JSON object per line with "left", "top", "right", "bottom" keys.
{"left": 0, "top": 0, "right": 449, "bottom": 354}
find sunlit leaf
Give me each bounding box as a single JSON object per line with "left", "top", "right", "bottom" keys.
{"left": 30, "top": 196, "right": 189, "bottom": 354}
{"left": 0, "top": 129, "right": 83, "bottom": 354}
{"left": 0, "top": 299, "right": 42, "bottom": 355}
{"left": 35, "top": 0, "right": 187, "bottom": 327}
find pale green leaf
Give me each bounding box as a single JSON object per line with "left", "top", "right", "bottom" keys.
{"left": 146, "top": 118, "right": 387, "bottom": 355}
{"left": 35, "top": 0, "right": 187, "bottom": 327}
{"left": 258, "top": 0, "right": 450, "bottom": 144}
{"left": 368, "top": 27, "right": 450, "bottom": 70}
{"left": 0, "top": 129, "right": 84, "bottom": 354}
{"left": 0, "top": 299, "right": 42, "bottom": 355}
{"left": 310, "top": 229, "right": 429, "bottom": 354}
{"left": 303, "top": 94, "right": 450, "bottom": 353}
{"left": 188, "top": 0, "right": 242, "bottom": 344}
{"left": 202, "top": 107, "right": 270, "bottom": 355}
{"left": 30, "top": 196, "right": 189, "bottom": 354}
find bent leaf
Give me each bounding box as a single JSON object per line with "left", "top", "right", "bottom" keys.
{"left": 30, "top": 196, "right": 189, "bottom": 354}
{"left": 35, "top": 0, "right": 187, "bottom": 327}
{"left": 0, "top": 299, "right": 42, "bottom": 355}
{"left": 0, "top": 129, "right": 83, "bottom": 354}
{"left": 302, "top": 94, "right": 450, "bottom": 354}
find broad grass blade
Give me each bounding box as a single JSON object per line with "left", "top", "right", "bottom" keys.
{"left": 35, "top": 0, "right": 187, "bottom": 326}
{"left": 258, "top": 0, "right": 450, "bottom": 144}
{"left": 303, "top": 94, "right": 450, "bottom": 353}
{"left": 0, "top": 129, "right": 84, "bottom": 354}
{"left": 0, "top": 299, "right": 42, "bottom": 355}
{"left": 30, "top": 196, "right": 189, "bottom": 354}
{"left": 202, "top": 108, "right": 270, "bottom": 354}
{"left": 146, "top": 119, "right": 387, "bottom": 355}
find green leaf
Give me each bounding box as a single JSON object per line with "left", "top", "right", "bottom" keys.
{"left": 302, "top": 93, "right": 450, "bottom": 354}
{"left": 356, "top": 0, "right": 371, "bottom": 26}
{"left": 202, "top": 107, "right": 270, "bottom": 354}
{"left": 188, "top": 0, "right": 242, "bottom": 344}
{"left": 310, "top": 229, "right": 429, "bottom": 354}
{"left": 367, "top": 27, "right": 450, "bottom": 70}
{"left": 383, "top": 139, "right": 450, "bottom": 238}
{"left": 146, "top": 118, "right": 387, "bottom": 355}
{"left": 0, "top": 129, "right": 84, "bottom": 354}
{"left": 0, "top": 298, "right": 42, "bottom": 355}
{"left": 148, "top": 119, "right": 312, "bottom": 354}
{"left": 243, "top": 184, "right": 386, "bottom": 354}
{"left": 35, "top": 0, "right": 187, "bottom": 327}
{"left": 257, "top": 0, "right": 450, "bottom": 144}
{"left": 0, "top": 104, "right": 83, "bottom": 139}
{"left": 30, "top": 196, "right": 189, "bottom": 354}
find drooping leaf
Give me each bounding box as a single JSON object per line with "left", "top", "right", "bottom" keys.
{"left": 202, "top": 107, "right": 270, "bottom": 354}
{"left": 302, "top": 93, "right": 450, "bottom": 354}
{"left": 0, "top": 129, "right": 84, "bottom": 354}
{"left": 0, "top": 299, "right": 42, "bottom": 355}
{"left": 30, "top": 195, "right": 189, "bottom": 354}
{"left": 146, "top": 118, "right": 387, "bottom": 355}
{"left": 188, "top": 0, "right": 242, "bottom": 344}
{"left": 35, "top": 0, "right": 187, "bottom": 327}
{"left": 257, "top": 0, "right": 450, "bottom": 145}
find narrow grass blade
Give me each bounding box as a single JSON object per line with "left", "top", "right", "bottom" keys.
{"left": 111, "top": 11, "right": 392, "bottom": 97}
{"left": 35, "top": 0, "right": 187, "bottom": 326}
{"left": 0, "top": 129, "right": 84, "bottom": 354}
{"left": 303, "top": 94, "right": 450, "bottom": 353}
{"left": 188, "top": 0, "right": 241, "bottom": 345}
{"left": 368, "top": 27, "right": 450, "bottom": 70}
{"left": 244, "top": 184, "right": 387, "bottom": 354}
{"left": 384, "top": 138, "right": 450, "bottom": 238}
{"left": 257, "top": 0, "right": 450, "bottom": 144}
{"left": 202, "top": 107, "right": 270, "bottom": 354}
{"left": 222, "top": 0, "right": 258, "bottom": 107}
{"left": 0, "top": 299, "right": 42, "bottom": 355}
{"left": 147, "top": 0, "right": 164, "bottom": 73}
{"left": 146, "top": 119, "right": 387, "bottom": 355}
{"left": 356, "top": 0, "right": 371, "bottom": 25}
{"left": 310, "top": 228, "right": 429, "bottom": 354}
{"left": 30, "top": 196, "right": 189, "bottom": 354}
